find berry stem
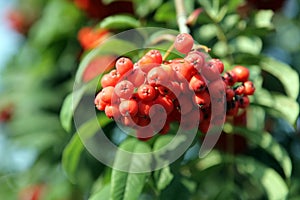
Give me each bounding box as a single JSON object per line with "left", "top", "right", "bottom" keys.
{"left": 174, "top": 0, "right": 190, "bottom": 33}
{"left": 162, "top": 43, "right": 174, "bottom": 61}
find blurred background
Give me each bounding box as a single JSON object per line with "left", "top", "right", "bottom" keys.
{"left": 0, "top": 0, "right": 300, "bottom": 199}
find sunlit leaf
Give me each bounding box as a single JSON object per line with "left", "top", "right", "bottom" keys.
{"left": 89, "top": 184, "right": 111, "bottom": 200}
{"left": 235, "top": 156, "right": 288, "bottom": 200}
{"left": 154, "top": 166, "right": 174, "bottom": 191}
{"left": 260, "top": 57, "right": 299, "bottom": 100}
{"left": 253, "top": 89, "right": 299, "bottom": 124}
{"left": 98, "top": 15, "right": 141, "bottom": 29}
{"left": 233, "top": 127, "right": 292, "bottom": 179}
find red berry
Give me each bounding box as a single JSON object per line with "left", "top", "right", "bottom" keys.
{"left": 231, "top": 66, "right": 249, "bottom": 82}
{"left": 207, "top": 59, "right": 224, "bottom": 74}
{"left": 101, "top": 70, "right": 121, "bottom": 87}
{"left": 243, "top": 81, "right": 255, "bottom": 95}
{"left": 238, "top": 95, "right": 250, "bottom": 108}
{"left": 223, "top": 71, "right": 238, "bottom": 86}
{"left": 119, "top": 99, "right": 138, "bottom": 116}
{"left": 174, "top": 33, "right": 194, "bottom": 54}
{"left": 194, "top": 91, "right": 211, "bottom": 108}
{"left": 189, "top": 74, "right": 206, "bottom": 92}
{"left": 138, "top": 101, "right": 153, "bottom": 116}
{"left": 99, "top": 86, "right": 115, "bottom": 103}
{"left": 114, "top": 80, "right": 134, "bottom": 99}
{"left": 153, "top": 95, "right": 174, "bottom": 115}
{"left": 226, "top": 88, "right": 235, "bottom": 101}
{"left": 137, "top": 84, "right": 156, "bottom": 101}
{"left": 184, "top": 51, "right": 206, "bottom": 71}
{"left": 234, "top": 85, "right": 245, "bottom": 95}
{"left": 116, "top": 57, "right": 133, "bottom": 75}
{"left": 94, "top": 94, "right": 107, "bottom": 111}
{"left": 147, "top": 67, "right": 169, "bottom": 86}
{"left": 170, "top": 59, "right": 195, "bottom": 81}
{"left": 105, "top": 105, "right": 119, "bottom": 118}
{"left": 125, "top": 68, "right": 146, "bottom": 87}
{"left": 145, "top": 49, "right": 163, "bottom": 64}
{"left": 226, "top": 100, "right": 239, "bottom": 116}
{"left": 137, "top": 50, "right": 162, "bottom": 73}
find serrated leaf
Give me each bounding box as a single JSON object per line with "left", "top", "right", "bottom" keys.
{"left": 154, "top": 166, "right": 174, "bottom": 191}
{"left": 110, "top": 138, "right": 151, "bottom": 200}
{"left": 62, "top": 114, "right": 111, "bottom": 182}
{"left": 89, "top": 184, "right": 111, "bottom": 200}
{"left": 235, "top": 156, "right": 288, "bottom": 200}
{"left": 260, "top": 57, "right": 299, "bottom": 100}
{"left": 254, "top": 89, "right": 299, "bottom": 124}
{"left": 99, "top": 15, "right": 140, "bottom": 29}
{"left": 233, "top": 127, "right": 292, "bottom": 179}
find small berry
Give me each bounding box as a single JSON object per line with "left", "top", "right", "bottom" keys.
{"left": 99, "top": 86, "right": 115, "bottom": 103}
{"left": 207, "top": 59, "right": 224, "bottom": 74}
{"left": 114, "top": 80, "right": 134, "bottom": 99}
{"left": 231, "top": 66, "right": 249, "bottom": 82}
{"left": 185, "top": 51, "right": 206, "bottom": 71}
{"left": 174, "top": 33, "right": 194, "bottom": 54}
{"left": 243, "top": 81, "right": 255, "bottom": 95}
{"left": 234, "top": 85, "right": 245, "bottom": 95}
{"left": 189, "top": 74, "right": 206, "bottom": 92}
{"left": 137, "top": 84, "right": 156, "bottom": 101}
{"left": 116, "top": 57, "right": 133, "bottom": 75}
{"left": 147, "top": 67, "right": 169, "bottom": 86}
{"left": 223, "top": 71, "right": 238, "bottom": 86}
{"left": 119, "top": 99, "right": 138, "bottom": 116}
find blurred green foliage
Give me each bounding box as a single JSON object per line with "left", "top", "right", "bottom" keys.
{"left": 0, "top": 0, "right": 300, "bottom": 199}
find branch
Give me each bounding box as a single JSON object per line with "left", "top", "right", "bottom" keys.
{"left": 174, "top": 0, "right": 190, "bottom": 33}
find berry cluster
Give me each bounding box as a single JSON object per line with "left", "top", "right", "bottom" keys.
{"left": 94, "top": 33, "right": 255, "bottom": 140}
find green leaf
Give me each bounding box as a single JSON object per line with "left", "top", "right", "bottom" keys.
{"left": 99, "top": 15, "right": 141, "bottom": 29}
{"left": 89, "top": 184, "right": 111, "bottom": 200}
{"left": 133, "top": 0, "right": 163, "bottom": 17}
{"left": 253, "top": 89, "right": 299, "bottom": 124}
{"left": 254, "top": 10, "right": 274, "bottom": 29}
{"left": 154, "top": 166, "right": 174, "bottom": 191}
{"left": 29, "top": 0, "right": 83, "bottom": 47}
{"left": 62, "top": 114, "right": 111, "bottom": 182}
{"left": 233, "top": 127, "right": 292, "bottom": 179}
{"left": 60, "top": 85, "right": 88, "bottom": 132}
{"left": 230, "top": 36, "right": 262, "bottom": 55}
{"left": 154, "top": 2, "right": 176, "bottom": 23}
{"left": 235, "top": 156, "right": 288, "bottom": 200}
{"left": 62, "top": 131, "right": 84, "bottom": 183}
{"left": 110, "top": 138, "right": 151, "bottom": 200}
{"left": 260, "top": 57, "right": 299, "bottom": 100}
{"left": 60, "top": 93, "right": 73, "bottom": 132}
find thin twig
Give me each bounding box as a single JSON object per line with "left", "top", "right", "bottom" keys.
{"left": 174, "top": 0, "right": 190, "bottom": 33}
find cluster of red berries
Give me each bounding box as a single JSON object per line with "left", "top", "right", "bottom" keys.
{"left": 94, "top": 33, "right": 255, "bottom": 140}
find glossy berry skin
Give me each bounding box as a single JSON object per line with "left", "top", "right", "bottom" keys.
{"left": 174, "top": 33, "right": 194, "bottom": 54}
{"left": 119, "top": 100, "right": 138, "bottom": 116}
{"left": 94, "top": 94, "right": 107, "bottom": 111}
{"left": 243, "top": 81, "right": 255, "bottom": 95}
{"left": 234, "top": 85, "right": 245, "bottom": 95}
{"left": 137, "top": 84, "right": 156, "bottom": 101}
{"left": 116, "top": 57, "right": 133, "bottom": 75}
{"left": 231, "top": 66, "right": 249, "bottom": 82}
{"left": 99, "top": 86, "right": 115, "bottom": 103}
{"left": 238, "top": 96, "right": 250, "bottom": 108}
{"left": 170, "top": 59, "right": 195, "bottom": 81}
{"left": 101, "top": 70, "right": 121, "bottom": 87}
{"left": 114, "top": 80, "right": 134, "bottom": 99}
